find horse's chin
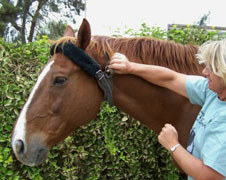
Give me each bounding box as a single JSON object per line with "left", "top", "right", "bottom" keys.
{"left": 34, "top": 148, "right": 49, "bottom": 166}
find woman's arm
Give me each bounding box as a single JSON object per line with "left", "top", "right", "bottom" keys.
{"left": 158, "top": 124, "right": 225, "bottom": 180}
{"left": 110, "top": 53, "right": 188, "bottom": 98}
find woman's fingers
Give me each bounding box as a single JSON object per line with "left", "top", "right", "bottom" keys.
{"left": 110, "top": 52, "right": 130, "bottom": 74}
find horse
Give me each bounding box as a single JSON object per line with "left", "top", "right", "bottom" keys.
{"left": 11, "top": 18, "right": 202, "bottom": 167}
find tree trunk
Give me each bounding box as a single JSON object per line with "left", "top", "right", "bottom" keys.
{"left": 16, "top": 0, "right": 30, "bottom": 43}
{"left": 28, "top": 0, "right": 48, "bottom": 42}
{"left": 21, "top": 9, "right": 29, "bottom": 44}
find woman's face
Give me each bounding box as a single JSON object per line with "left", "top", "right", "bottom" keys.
{"left": 202, "top": 65, "right": 225, "bottom": 94}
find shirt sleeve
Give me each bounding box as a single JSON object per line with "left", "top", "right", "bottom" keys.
{"left": 185, "top": 75, "right": 208, "bottom": 106}
{"left": 201, "top": 117, "right": 226, "bottom": 176}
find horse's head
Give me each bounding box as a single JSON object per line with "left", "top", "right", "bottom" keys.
{"left": 11, "top": 19, "right": 106, "bottom": 166}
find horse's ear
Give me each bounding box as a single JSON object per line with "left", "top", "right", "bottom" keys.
{"left": 76, "top": 18, "right": 91, "bottom": 50}
{"left": 63, "top": 25, "right": 75, "bottom": 37}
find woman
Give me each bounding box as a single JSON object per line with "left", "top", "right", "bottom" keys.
{"left": 109, "top": 39, "right": 226, "bottom": 180}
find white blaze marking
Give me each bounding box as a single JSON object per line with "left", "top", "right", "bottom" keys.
{"left": 12, "top": 60, "right": 54, "bottom": 152}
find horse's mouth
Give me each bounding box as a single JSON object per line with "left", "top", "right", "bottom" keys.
{"left": 18, "top": 149, "right": 49, "bottom": 167}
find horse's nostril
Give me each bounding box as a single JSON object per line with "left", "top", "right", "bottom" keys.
{"left": 15, "top": 140, "right": 25, "bottom": 154}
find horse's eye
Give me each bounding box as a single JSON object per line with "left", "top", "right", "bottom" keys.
{"left": 53, "top": 77, "right": 68, "bottom": 86}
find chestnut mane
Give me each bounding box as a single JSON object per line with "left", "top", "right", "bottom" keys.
{"left": 88, "top": 36, "right": 202, "bottom": 75}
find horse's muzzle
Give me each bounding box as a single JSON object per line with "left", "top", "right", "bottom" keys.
{"left": 12, "top": 139, "right": 48, "bottom": 166}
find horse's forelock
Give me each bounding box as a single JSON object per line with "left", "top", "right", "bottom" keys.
{"left": 51, "top": 37, "right": 77, "bottom": 54}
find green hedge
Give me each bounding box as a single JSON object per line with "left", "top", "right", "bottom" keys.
{"left": 1, "top": 26, "right": 226, "bottom": 180}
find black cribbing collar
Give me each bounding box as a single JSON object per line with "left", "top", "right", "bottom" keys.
{"left": 50, "top": 42, "right": 114, "bottom": 107}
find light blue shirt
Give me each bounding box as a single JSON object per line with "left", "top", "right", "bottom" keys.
{"left": 186, "top": 76, "right": 226, "bottom": 180}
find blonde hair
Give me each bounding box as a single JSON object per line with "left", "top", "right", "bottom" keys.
{"left": 196, "top": 39, "right": 226, "bottom": 85}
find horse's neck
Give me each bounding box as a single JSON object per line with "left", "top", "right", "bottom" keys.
{"left": 108, "top": 40, "right": 201, "bottom": 147}
{"left": 90, "top": 36, "right": 201, "bottom": 146}
{"left": 112, "top": 74, "right": 200, "bottom": 147}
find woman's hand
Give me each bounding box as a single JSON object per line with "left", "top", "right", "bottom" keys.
{"left": 158, "top": 124, "right": 179, "bottom": 152}
{"left": 109, "top": 53, "right": 132, "bottom": 74}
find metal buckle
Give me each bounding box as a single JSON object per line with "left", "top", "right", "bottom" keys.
{"left": 95, "top": 70, "right": 104, "bottom": 80}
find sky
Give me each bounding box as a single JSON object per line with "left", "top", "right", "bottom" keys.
{"left": 72, "top": 0, "right": 226, "bottom": 36}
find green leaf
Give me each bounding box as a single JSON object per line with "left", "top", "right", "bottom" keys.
{"left": 0, "top": 137, "right": 7, "bottom": 142}
{"left": 4, "top": 99, "right": 12, "bottom": 107}
{"left": 6, "top": 170, "right": 13, "bottom": 176}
